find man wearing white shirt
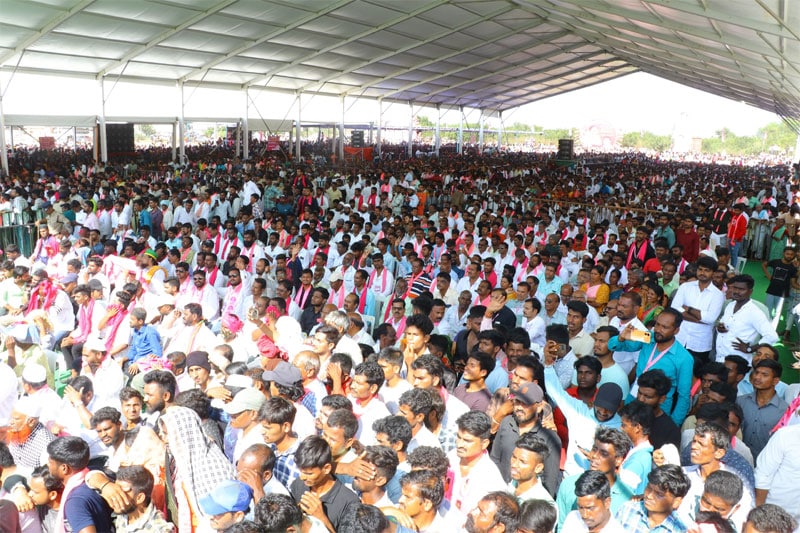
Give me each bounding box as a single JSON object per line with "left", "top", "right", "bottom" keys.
{"left": 445, "top": 412, "right": 507, "bottom": 529}
{"left": 608, "top": 292, "right": 647, "bottom": 375}
{"left": 560, "top": 470, "right": 625, "bottom": 532}
{"left": 350, "top": 361, "right": 391, "bottom": 445}
{"left": 179, "top": 269, "right": 220, "bottom": 321}
{"left": 523, "top": 298, "right": 547, "bottom": 350}
{"left": 671, "top": 255, "right": 725, "bottom": 374}
{"left": 440, "top": 290, "right": 472, "bottom": 340}
{"left": 715, "top": 274, "right": 778, "bottom": 362}
{"left": 397, "top": 389, "right": 441, "bottom": 452}
{"left": 367, "top": 253, "right": 394, "bottom": 299}
{"left": 224, "top": 387, "right": 266, "bottom": 463}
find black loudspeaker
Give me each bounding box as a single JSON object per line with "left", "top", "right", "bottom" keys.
{"left": 351, "top": 130, "right": 364, "bottom": 148}
{"left": 557, "top": 138, "right": 574, "bottom": 160}
{"left": 106, "top": 123, "right": 135, "bottom": 153}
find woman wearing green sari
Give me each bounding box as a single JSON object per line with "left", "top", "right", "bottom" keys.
{"left": 769, "top": 216, "right": 787, "bottom": 262}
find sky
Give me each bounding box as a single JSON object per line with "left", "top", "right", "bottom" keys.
{"left": 1, "top": 71, "right": 785, "bottom": 140}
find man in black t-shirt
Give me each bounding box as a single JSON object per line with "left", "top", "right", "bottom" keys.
{"left": 289, "top": 436, "right": 359, "bottom": 532}
{"left": 762, "top": 247, "right": 798, "bottom": 322}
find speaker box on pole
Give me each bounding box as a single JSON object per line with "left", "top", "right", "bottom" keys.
{"left": 557, "top": 138, "right": 574, "bottom": 160}
{"left": 105, "top": 123, "right": 135, "bottom": 153}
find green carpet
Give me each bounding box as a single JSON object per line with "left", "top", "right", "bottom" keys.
{"left": 741, "top": 259, "right": 799, "bottom": 384}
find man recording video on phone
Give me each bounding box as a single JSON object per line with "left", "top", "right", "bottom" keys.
{"left": 608, "top": 308, "right": 694, "bottom": 426}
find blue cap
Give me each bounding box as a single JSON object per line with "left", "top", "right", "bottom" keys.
{"left": 199, "top": 480, "right": 253, "bottom": 515}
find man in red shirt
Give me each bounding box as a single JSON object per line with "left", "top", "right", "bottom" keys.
{"left": 727, "top": 203, "right": 749, "bottom": 270}
{"left": 675, "top": 216, "right": 699, "bottom": 263}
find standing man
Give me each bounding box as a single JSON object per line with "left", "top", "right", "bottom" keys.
{"left": 490, "top": 381, "right": 562, "bottom": 497}
{"left": 670, "top": 256, "right": 725, "bottom": 375}
{"left": 728, "top": 203, "right": 749, "bottom": 268}
{"left": 608, "top": 292, "right": 647, "bottom": 376}
{"left": 609, "top": 309, "right": 694, "bottom": 426}
{"left": 762, "top": 246, "right": 798, "bottom": 322}
{"left": 715, "top": 274, "right": 778, "bottom": 362}
{"left": 737, "top": 359, "right": 788, "bottom": 460}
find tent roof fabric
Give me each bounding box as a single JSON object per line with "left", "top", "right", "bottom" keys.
{"left": 1, "top": 0, "right": 798, "bottom": 122}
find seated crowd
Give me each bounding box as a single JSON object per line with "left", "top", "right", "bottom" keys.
{"left": 0, "top": 146, "right": 798, "bottom": 533}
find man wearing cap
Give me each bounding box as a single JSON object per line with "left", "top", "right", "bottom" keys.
{"left": 327, "top": 269, "right": 347, "bottom": 308}
{"left": 490, "top": 381, "right": 562, "bottom": 498}
{"left": 263, "top": 362, "right": 317, "bottom": 442}
{"left": 42, "top": 201, "right": 71, "bottom": 235}
{"left": 9, "top": 396, "right": 54, "bottom": 469}
{"left": 4, "top": 325, "right": 54, "bottom": 388}
{"left": 21, "top": 363, "right": 61, "bottom": 430}
{"left": 80, "top": 337, "right": 125, "bottom": 408}
{"left": 225, "top": 388, "right": 267, "bottom": 462}
{"left": 199, "top": 479, "right": 253, "bottom": 531}
{"left": 544, "top": 341, "right": 623, "bottom": 478}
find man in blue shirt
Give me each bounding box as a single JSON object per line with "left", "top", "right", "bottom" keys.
{"left": 126, "top": 307, "right": 163, "bottom": 376}
{"left": 48, "top": 436, "right": 115, "bottom": 533}
{"left": 608, "top": 308, "right": 694, "bottom": 426}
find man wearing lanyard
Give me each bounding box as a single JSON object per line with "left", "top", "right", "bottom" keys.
{"left": 607, "top": 308, "right": 694, "bottom": 426}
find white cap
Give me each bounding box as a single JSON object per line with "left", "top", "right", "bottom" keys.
{"left": 13, "top": 396, "right": 41, "bottom": 419}
{"left": 21, "top": 363, "right": 47, "bottom": 384}
{"left": 329, "top": 270, "right": 343, "bottom": 283}
{"left": 84, "top": 337, "right": 107, "bottom": 353}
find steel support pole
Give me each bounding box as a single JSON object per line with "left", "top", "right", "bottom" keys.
{"left": 243, "top": 88, "right": 249, "bottom": 160}
{"left": 178, "top": 82, "right": 185, "bottom": 164}
{"left": 171, "top": 122, "right": 177, "bottom": 161}
{"left": 296, "top": 92, "right": 302, "bottom": 162}
{"left": 0, "top": 92, "right": 8, "bottom": 177}
{"left": 497, "top": 110, "right": 503, "bottom": 151}
{"left": 376, "top": 99, "right": 382, "bottom": 157}
{"left": 457, "top": 106, "right": 464, "bottom": 155}
{"left": 99, "top": 78, "right": 108, "bottom": 163}
{"left": 478, "top": 109, "right": 484, "bottom": 151}
{"left": 339, "top": 96, "right": 345, "bottom": 162}
{"left": 435, "top": 104, "right": 441, "bottom": 156}
{"left": 407, "top": 101, "right": 413, "bottom": 158}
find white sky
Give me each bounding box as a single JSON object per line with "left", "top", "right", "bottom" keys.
{"left": 0, "top": 71, "right": 784, "bottom": 139}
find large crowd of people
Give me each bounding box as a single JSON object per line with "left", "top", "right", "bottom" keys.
{"left": 0, "top": 142, "right": 798, "bottom": 533}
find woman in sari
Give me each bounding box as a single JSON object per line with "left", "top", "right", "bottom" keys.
{"left": 160, "top": 406, "right": 235, "bottom": 532}
{"left": 581, "top": 265, "right": 610, "bottom": 313}
{"left": 607, "top": 268, "right": 624, "bottom": 301}
{"left": 768, "top": 216, "right": 787, "bottom": 262}
{"left": 639, "top": 281, "right": 665, "bottom": 327}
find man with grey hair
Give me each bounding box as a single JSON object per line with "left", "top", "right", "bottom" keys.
{"left": 324, "top": 310, "right": 363, "bottom": 363}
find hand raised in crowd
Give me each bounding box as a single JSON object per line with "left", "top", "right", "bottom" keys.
{"left": 206, "top": 386, "right": 232, "bottom": 402}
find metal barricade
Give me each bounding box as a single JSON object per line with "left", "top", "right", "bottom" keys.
{"left": 0, "top": 224, "right": 38, "bottom": 256}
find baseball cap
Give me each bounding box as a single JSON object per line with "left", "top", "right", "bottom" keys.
{"left": 41, "top": 201, "right": 52, "bottom": 209}
{"left": 262, "top": 361, "right": 302, "bottom": 387}
{"left": 328, "top": 270, "right": 343, "bottom": 283}
{"left": 594, "top": 383, "right": 623, "bottom": 412}
{"left": 509, "top": 382, "right": 544, "bottom": 405}
{"left": 199, "top": 480, "right": 253, "bottom": 516}
{"left": 222, "top": 388, "right": 265, "bottom": 415}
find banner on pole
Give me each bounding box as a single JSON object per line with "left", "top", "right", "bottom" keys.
{"left": 267, "top": 135, "right": 280, "bottom": 151}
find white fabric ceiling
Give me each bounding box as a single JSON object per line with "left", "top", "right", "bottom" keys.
{"left": 1, "top": 0, "right": 798, "bottom": 126}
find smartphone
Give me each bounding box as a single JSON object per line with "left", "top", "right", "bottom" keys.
{"left": 630, "top": 329, "right": 652, "bottom": 343}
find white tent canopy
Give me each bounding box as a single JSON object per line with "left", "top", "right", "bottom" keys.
{"left": 0, "top": 0, "right": 797, "bottom": 128}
